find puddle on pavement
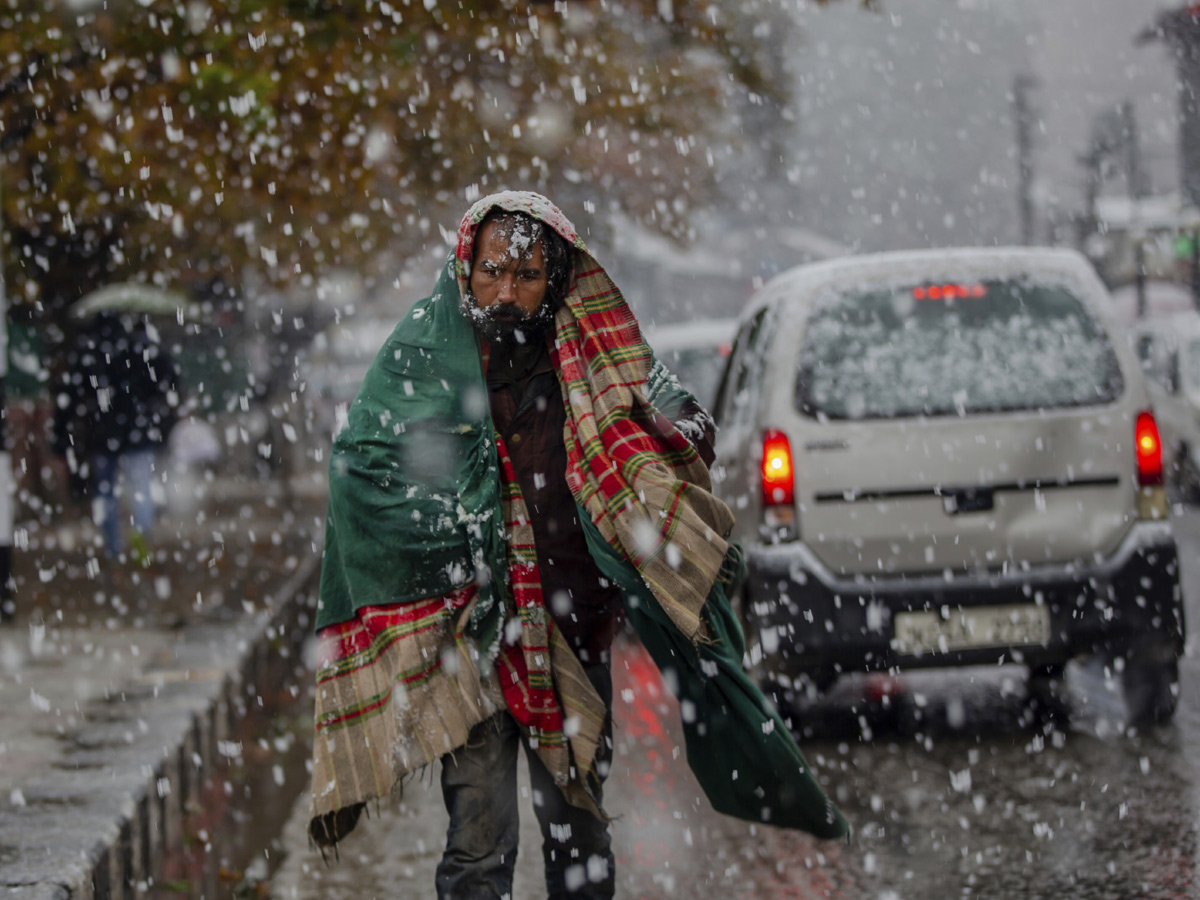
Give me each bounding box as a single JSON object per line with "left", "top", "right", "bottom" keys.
{"left": 147, "top": 643, "right": 316, "bottom": 900}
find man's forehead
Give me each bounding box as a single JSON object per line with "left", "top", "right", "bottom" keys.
{"left": 478, "top": 220, "right": 543, "bottom": 260}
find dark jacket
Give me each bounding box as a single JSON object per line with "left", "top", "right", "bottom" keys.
{"left": 486, "top": 336, "right": 715, "bottom": 663}
{"left": 54, "top": 313, "right": 180, "bottom": 459}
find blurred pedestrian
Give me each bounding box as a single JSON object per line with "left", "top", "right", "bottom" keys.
{"left": 54, "top": 312, "right": 180, "bottom": 560}
{"left": 308, "top": 192, "right": 847, "bottom": 898}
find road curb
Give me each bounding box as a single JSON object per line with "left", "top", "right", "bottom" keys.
{"left": 0, "top": 553, "right": 321, "bottom": 900}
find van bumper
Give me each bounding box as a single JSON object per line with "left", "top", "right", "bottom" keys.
{"left": 742, "top": 521, "right": 1185, "bottom": 681}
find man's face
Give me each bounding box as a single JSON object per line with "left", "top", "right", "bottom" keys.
{"left": 468, "top": 218, "right": 551, "bottom": 344}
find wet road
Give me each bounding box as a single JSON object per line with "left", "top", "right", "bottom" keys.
{"left": 268, "top": 507, "right": 1200, "bottom": 899}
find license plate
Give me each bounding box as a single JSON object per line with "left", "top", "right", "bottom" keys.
{"left": 893, "top": 604, "right": 1050, "bottom": 656}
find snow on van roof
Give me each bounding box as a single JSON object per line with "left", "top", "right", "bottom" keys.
{"left": 755, "top": 246, "right": 1098, "bottom": 307}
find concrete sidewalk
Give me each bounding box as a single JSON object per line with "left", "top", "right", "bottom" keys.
{"left": 0, "top": 472, "right": 326, "bottom": 900}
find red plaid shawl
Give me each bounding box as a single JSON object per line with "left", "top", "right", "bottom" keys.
{"left": 309, "top": 192, "right": 734, "bottom": 839}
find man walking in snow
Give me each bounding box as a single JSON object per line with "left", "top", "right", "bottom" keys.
{"left": 308, "top": 192, "right": 847, "bottom": 899}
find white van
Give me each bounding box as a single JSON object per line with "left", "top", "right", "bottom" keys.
{"left": 1133, "top": 311, "right": 1200, "bottom": 501}
{"left": 711, "top": 247, "right": 1185, "bottom": 724}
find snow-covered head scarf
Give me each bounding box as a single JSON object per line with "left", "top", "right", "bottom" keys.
{"left": 453, "top": 191, "right": 579, "bottom": 333}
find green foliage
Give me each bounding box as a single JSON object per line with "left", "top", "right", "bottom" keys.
{"left": 0, "top": 0, "right": 834, "bottom": 311}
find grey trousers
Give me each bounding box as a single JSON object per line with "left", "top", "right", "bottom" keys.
{"left": 436, "top": 663, "right": 615, "bottom": 900}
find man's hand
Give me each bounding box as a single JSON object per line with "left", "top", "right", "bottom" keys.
{"left": 674, "top": 399, "right": 716, "bottom": 467}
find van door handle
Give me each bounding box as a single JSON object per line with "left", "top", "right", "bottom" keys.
{"left": 941, "top": 487, "right": 995, "bottom": 515}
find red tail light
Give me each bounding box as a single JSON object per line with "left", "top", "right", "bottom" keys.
{"left": 1135, "top": 410, "right": 1163, "bottom": 486}
{"left": 762, "top": 429, "right": 795, "bottom": 506}
{"left": 913, "top": 283, "right": 987, "bottom": 300}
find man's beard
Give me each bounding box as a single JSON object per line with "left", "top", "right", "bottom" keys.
{"left": 467, "top": 293, "right": 556, "bottom": 346}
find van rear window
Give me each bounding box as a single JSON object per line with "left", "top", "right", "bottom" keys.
{"left": 796, "top": 279, "right": 1124, "bottom": 419}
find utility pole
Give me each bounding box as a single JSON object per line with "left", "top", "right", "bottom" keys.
{"left": 1121, "top": 101, "right": 1144, "bottom": 199}
{"left": 1135, "top": 239, "right": 1148, "bottom": 319}
{"left": 1013, "top": 74, "right": 1038, "bottom": 246}
{"left": 1121, "top": 101, "right": 1148, "bottom": 319}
